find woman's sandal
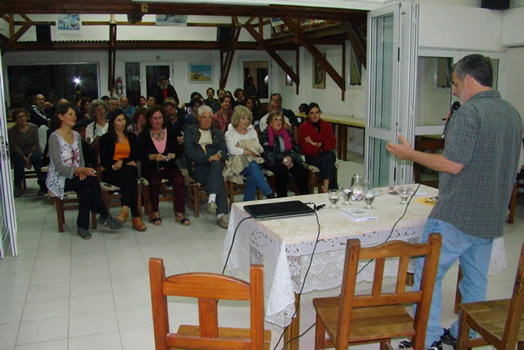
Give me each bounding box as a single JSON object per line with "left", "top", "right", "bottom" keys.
{"left": 151, "top": 216, "right": 162, "bottom": 226}
{"left": 176, "top": 215, "right": 191, "bottom": 226}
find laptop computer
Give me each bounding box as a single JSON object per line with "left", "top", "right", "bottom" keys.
{"left": 243, "top": 200, "right": 315, "bottom": 219}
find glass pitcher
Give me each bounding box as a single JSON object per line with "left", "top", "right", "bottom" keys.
{"left": 350, "top": 174, "right": 368, "bottom": 201}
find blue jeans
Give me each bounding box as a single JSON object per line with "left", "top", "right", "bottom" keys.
{"left": 240, "top": 161, "right": 272, "bottom": 201}
{"left": 414, "top": 218, "right": 493, "bottom": 347}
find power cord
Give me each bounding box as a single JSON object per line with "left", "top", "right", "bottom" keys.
{"left": 277, "top": 181, "right": 424, "bottom": 349}
{"left": 221, "top": 215, "right": 253, "bottom": 275}
{"left": 272, "top": 203, "right": 322, "bottom": 350}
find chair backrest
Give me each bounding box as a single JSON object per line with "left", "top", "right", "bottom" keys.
{"left": 149, "top": 258, "right": 265, "bottom": 350}
{"left": 336, "top": 233, "right": 442, "bottom": 350}
{"left": 501, "top": 243, "right": 524, "bottom": 347}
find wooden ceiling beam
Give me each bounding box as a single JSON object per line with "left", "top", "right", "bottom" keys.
{"left": 340, "top": 20, "right": 367, "bottom": 69}
{"left": 303, "top": 41, "right": 345, "bottom": 91}
{"left": 2, "top": 14, "right": 33, "bottom": 55}
{"left": 0, "top": 1, "right": 366, "bottom": 21}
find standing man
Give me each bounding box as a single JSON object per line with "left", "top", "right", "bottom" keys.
{"left": 387, "top": 54, "right": 523, "bottom": 349}
{"left": 154, "top": 76, "right": 178, "bottom": 105}
{"left": 29, "top": 94, "right": 54, "bottom": 127}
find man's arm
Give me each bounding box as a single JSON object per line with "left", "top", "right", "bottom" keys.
{"left": 386, "top": 134, "right": 464, "bottom": 174}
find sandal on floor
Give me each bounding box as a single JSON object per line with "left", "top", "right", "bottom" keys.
{"left": 151, "top": 217, "right": 162, "bottom": 226}
{"left": 176, "top": 216, "right": 191, "bottom": 226}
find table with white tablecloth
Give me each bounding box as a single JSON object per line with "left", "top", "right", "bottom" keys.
{"left": 223, "top": 185, "right": 441, "bottom": 327}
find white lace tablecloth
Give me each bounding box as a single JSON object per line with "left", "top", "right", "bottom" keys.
{"left": 222, "top": 185, "right": 506, "bottom": 327}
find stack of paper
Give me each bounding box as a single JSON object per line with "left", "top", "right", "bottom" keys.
{"left": 341, "top": 208, "right": 378, "bottom": 222}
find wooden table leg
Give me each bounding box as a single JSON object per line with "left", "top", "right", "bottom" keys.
{"left": 341, "top": 125, "right": 348, "bottom": 161}
{"left": 336, "top": 124, "right": 342, "bottom": 160}
{"left": 284, "top": 293, "right": 301, "bottom": 350}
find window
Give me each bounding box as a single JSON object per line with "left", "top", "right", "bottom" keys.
{"left": 7, "top": 63, "right": 98, "bottom": 108}
{"left": 348, "top": 43, "right": 362, "bottom": 86}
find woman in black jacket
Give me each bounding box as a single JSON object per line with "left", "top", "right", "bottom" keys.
{"left": 100, "top": 109, "right": 146, "bottom": 231}
{"left": 138, "top": 105, "right": 188, "bottom": 226}
{"left": 260, "top": 111, "right": 309, "bottom": 197}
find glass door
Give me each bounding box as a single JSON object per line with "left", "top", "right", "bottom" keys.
{"left": 366, "top": 3, "right": 418, "bottom": 187}
{"left": 140, "top": 63, "right": 172, "bottom": 102}
{"left": 0, "top": 55, "right": 18, "bottom": 258}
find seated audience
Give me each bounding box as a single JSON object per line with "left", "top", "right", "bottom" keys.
{"left": 212, "top": 96, "right": 233, "bottom": 134}
{"left": 100, "top": 109, "right": 146, "bottom": 231}
{"left": 184, "top": 97, "right": 202, "bottom": 127}
{"left": 184, "top": 105, "right": 229, "bottom": 228}
{"left": 260, "top": 111, "right": 309, "bottom": 197}
{"left": 85, "top": 99, "right": 108, "bottom": 143}
{"left": 271, "top": 93, "right": 298, "bottom": 124}
{"left": 138, "top": 105, "right": 189, "bottom": 226}
{"left": 233, "top": 88, "right": 245, "bottom": 107}
{"left": 46, "top": 102, "right": 122, "bottom": 240}
{"left": 163, "top": 98, "right": 185, "bottom": 140}
{"left": 127, "top": 107, "right": 147, "bottom": 138}
{"left": 224, "top": 106, "right": 273, "bottom": 201}
{"left": 29, "top": 94, "right": 54, "bottom": 127}
{"left": 299, "top": 102, "right": 338, "bottom": 192}
{"left": 245, "top": 97, "right": 264, "bottom": 128}
{"left": 8, "top": 108, "right": 45, "bottom": 196}
{"left": 204, "top": 87, "right": 220, "bottom": 113}
{"left": 119, "top": 96, "right": 135, "bottom": 120}
{"left": 138, "top": 96, "right": 147, "bottom": 108}
{"left": 259, "top": 99, "right": 291, "bottom": 132}
{"left": 146, "top": 96, "right": 156, "bottom": 108}
{"left": 217, "top": 88, "right": 226, "bottom": 100}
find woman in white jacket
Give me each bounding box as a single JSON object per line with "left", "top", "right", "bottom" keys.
{"left": 224, "top": 106, "right": 273, "bottom": 201}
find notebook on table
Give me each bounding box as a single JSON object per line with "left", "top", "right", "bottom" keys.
{"left": 243, "top": 200, "right": 315, "bottom": 220}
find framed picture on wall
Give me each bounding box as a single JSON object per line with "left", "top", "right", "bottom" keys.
{"left": 189, "top": 64, "right": 213, "bottom": 83}
{"left": 56, "top": 14, "right": 82, "bottom": 35}
{"left": 313, "top": 53, "right": 326, "bottom": 89}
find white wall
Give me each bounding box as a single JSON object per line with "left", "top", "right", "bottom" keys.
{"left": 503, "top": 48, "right": 524, "bottom": 118}
{"left": 502, "top": 7, "right": 524, "bottom": 46}
{"left": 418, "top": 4, "right": 503, "bottom": 51}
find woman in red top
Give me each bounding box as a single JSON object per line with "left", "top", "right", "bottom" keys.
{"left": 298, "top": 102, "right": 338, "bottom": 192}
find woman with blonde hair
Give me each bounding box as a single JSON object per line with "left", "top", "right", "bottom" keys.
{"left": 224, "top": 106, "right": 273, "bottom": 201}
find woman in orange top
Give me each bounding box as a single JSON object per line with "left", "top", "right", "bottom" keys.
{"left": 100, "top": 109, "right": 146, "bottom": 231}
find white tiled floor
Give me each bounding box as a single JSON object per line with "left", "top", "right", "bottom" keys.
{"left": 1, "top": 158, "right": 522, "bottom": 350}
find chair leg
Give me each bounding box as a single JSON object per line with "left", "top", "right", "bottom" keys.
{"left": 91, "top": 212, "right": 97, "bottom": 229}
{"left": 315, "top": 313, "right": 326, "bottom": 350}
{"left": 456, "top": 311, "right": 471, "bottom": 350}
{"left": 55, "top": 197, "right": 65, "bottom": 232}
{"left": 508, "top": 182, "right": 517, "bottom": 224}
{"left": 193, "top": 185, "right": 200, "bottom": 218}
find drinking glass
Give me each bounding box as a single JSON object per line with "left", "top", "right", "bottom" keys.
{"left": 364, "top": 190, "right": 376, "bottom": 209}
{"left": 398, "top": 185, "right": 412, "bottom": 205}
{"left": 327, "top": 189, "right": 340, "bottom": 209}
{"left": 341, "top": 187, "right": 353, "bottom": 206}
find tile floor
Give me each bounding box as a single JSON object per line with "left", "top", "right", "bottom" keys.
{"left": 0, "top": 158, "right": 522, "bottom": 350}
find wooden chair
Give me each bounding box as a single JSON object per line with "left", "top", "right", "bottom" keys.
{"left": 313, "top": 233, "right": 442, "bottom": 350}
{"left": 141, "top": 177, "right": 173, "bottom": 218}
{"left": 149, "top": 257, "right": 271, "bottom": 350}
{"left": 456, "top": 243, "right": 524, "bottom": 350}
{"left": 306, "top": 163, "right": 339, "bottom": 194}
{"left": 50, "top": 191, "right": 97, "bottom": 232}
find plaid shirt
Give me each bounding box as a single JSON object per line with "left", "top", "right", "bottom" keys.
{"left": 429, "top": 91, "right": 523, "bottom": 238}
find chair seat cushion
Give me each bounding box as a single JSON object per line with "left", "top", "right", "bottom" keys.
{"left": 460, "top": 299, "right": 524, "bottom": 342}
{"left": 313, "top": 297, "right": 415, "bottom": 343}
{"left": 175, "top": 325, "right": 271, "bottom": 349}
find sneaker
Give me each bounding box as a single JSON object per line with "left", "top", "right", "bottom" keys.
{"left": 99, "top": 215, "right": 123, "bottom": 230}
{"left": 399, "top": 340, "right": 442, "bottom": 350}
{"left": 440, "top": 328, "right": 457, "bottom": 349}
{"left": 428, "top": 340, "right": 443, "bottom": 350}
{"left": 206, "top": 201, "right": 218, "bottom": 215}
{"left": 217, "top": 214, "right": 229, "bottom": 229}
{"left": 77, "top": 227, "right": 92, "bottom": 240}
